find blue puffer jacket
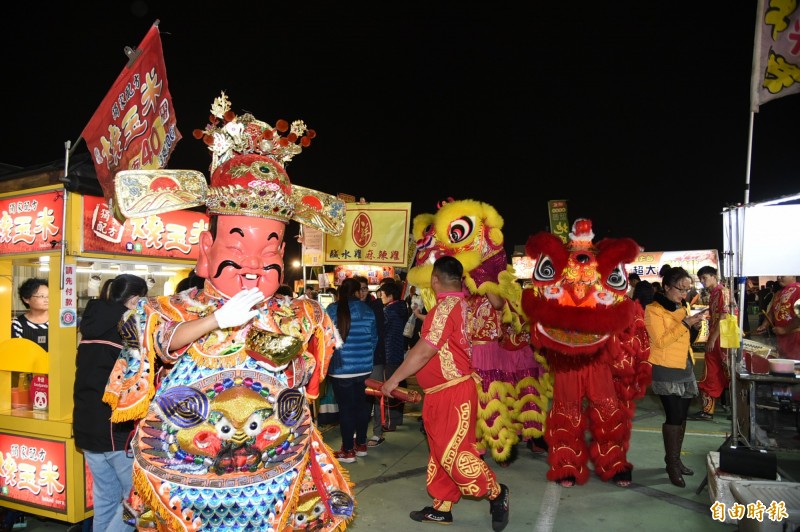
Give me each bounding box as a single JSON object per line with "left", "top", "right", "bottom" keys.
{"left": 325, "top": 297, "right": 378, "bottom": 376}
{"left": 383, "top": 300, "right": 408, "bottom": 366}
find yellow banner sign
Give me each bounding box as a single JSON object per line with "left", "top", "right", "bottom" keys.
{"left": 324, "top": 202, "right": 412, "bottom": 266}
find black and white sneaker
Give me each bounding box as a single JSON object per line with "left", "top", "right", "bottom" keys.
{"left": 687, "top": 411, "right": 713, "bottom": 421}
{"left": 409, "top": 506, "right": 453, "bottom": 525}
{"left": 489, "top": 483, "right": 510, "bottom": 531}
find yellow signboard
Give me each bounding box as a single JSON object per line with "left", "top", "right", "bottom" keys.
{"left": 324, "top": 202, "right": 412, "bottom": 266}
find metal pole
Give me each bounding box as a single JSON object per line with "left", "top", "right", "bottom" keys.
{"left": 727, "top": 94, "right": 756, "bottom": 448}
{"left": 300, "top": 226, "right": 307, "bottom": 293}
{"left": 744, "top": 111, "right": 754, "bottom": 206}
{"left": 61, "top": 141, "right": 71, "bottom": 292}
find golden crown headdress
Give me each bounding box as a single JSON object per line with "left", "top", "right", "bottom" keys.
{"left": 197, "top": 91, "right": 313, "bottom": 174}
{"left": 114, "top": 92, "right": 345, "bottom": 235}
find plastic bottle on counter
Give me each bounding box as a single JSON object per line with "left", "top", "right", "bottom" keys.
{"left": 15, "top": 372, "right": 31, "bottom": 408}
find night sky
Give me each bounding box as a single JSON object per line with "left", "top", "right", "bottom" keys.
{"left": 1, "top": 2, "right": 796, "bottom": 262}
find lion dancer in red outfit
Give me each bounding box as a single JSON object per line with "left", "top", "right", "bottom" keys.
{"left": 521, "top": 219, "right": 650, "bottom": 487}
{"left": 408, "top": 199, "right": 550, "bottom": 465}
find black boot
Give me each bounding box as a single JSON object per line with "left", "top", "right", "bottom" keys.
{"left": 662, "top": 423, "right": 685, "bottom": 487}
{"left": 677, "top": 421, "right": 694, "bottom": 475}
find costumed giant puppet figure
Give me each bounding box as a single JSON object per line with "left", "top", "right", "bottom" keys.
{"left": 521, "top": 219, "right": 650, "bottom": 487}
{"left": 103, "top": 93, "right": 355, "bottom": 531}
{"left": 407, "top": 198, "right": 550, "bottom": 464}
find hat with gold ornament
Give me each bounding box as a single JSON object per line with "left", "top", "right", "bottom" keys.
{"left": 113, "top": 92, "right": 345, "bottom": 235}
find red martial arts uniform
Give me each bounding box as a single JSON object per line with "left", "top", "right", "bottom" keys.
{"left": 417, "top": 291, "right": 501, "bottom": 511}
{"left": 773, "top": 283, "right": 800, "bottom": 360}
{"left": 697, "top": 283, "right": 732, "bottom": 412}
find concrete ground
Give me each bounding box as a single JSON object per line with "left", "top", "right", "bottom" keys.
{"left": 18, "top": 330, "right": 800, "bottom": 531}
{"left": 21, "top": 391, "right": 800, "bottom": 532}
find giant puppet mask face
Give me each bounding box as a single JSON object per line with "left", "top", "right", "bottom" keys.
{"left": 195, "top": 214, "right": 286, "bottom": 299}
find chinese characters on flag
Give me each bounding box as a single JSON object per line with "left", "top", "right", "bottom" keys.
{"left": 751, "top": 0, "right": 800, "bottom": 111}
{"left": 81, "top": 23, "right": 181, "bottom": 200}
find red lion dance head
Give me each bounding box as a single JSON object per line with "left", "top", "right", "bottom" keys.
{"left": 522, "top": 218, "right": 641, "bottom": 357}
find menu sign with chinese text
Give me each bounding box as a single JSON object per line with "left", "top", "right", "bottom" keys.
{"left": 324, "top": 202, "right": 411, "bottom": 267}
{"left": 0, "top": 190, "right": 63, "bottom": 254}
{"left": 302, "top": 227, "right": 325, "bottom": 266}
{"left": 82, "top": 195, "right": 208, "bottom": 259}
{"left": 0, "top": 433, "right": 68, "bottom": 513}
{"left": 60, "top": 264, "right": 77, "bottom": 328}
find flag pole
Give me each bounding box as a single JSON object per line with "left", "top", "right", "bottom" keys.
{"left": 728, "top": 0, "right": 766, "bottom": 449}
{"left": 61, "top": 141, "right": 71, "bottom": 291}
{"left": 745, "top": 0, "right": 765, "bottom": 207}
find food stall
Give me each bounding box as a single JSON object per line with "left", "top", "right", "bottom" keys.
{"left": 0, "top": 183, "right": 206, "bottom": 524}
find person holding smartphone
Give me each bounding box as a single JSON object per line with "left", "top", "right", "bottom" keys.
{"left": 645, "top": 266, "right": 705, "bottom": 488}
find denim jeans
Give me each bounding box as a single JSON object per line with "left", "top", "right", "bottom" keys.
{"left": 84, "top": 450, "right": 134, "bottom": 532}
{"left": 330, "top": 374, "right": 371, "bottom": 450}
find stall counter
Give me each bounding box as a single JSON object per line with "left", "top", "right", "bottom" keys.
{"left": 0, "top": 338, "right": 92, "bottom": 524}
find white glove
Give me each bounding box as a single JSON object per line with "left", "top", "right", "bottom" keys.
{"left": 214, "top": 288, "right": 265, "bottom": 329}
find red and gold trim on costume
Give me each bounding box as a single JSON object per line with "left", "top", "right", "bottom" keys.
{"left": 407, "top": 198, "right": 551, "bottom": 466}
{"left": 523, "top": 220, "right": 651, "bottom": 485}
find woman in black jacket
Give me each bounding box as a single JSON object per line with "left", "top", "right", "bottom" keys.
{"left": 73, "top": 274, "right": 147, "bottom": 532}
{"left": 377, "top": 281, "right": 409, "bottom": 432}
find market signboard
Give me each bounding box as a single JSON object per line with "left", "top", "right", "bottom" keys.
{"left": 627, "top": 249, "right": 719, "bottom": 282}
{"left": 324, "top": 202, "right": 411, "bottom": 267}
{"left": 301, "top": 227, "right": 325, "bottom": 267}
{"left": 0, "top": 432, "right": 68, "bottom": 513}
{"left": 547, "top": 199, "right": 569, "bottom": 243}
{"left": 0, "top": 190, "right": 64, "bottom": 254}
{"left": 82, "top": 195, "right": 208, "bottom": 259}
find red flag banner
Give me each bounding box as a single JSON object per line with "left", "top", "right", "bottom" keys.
{"left": 751, "top": 0, "right": 800, "bottom": 111}
{"left": 81, "top": 24, "right": 181, "bottom": 199}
